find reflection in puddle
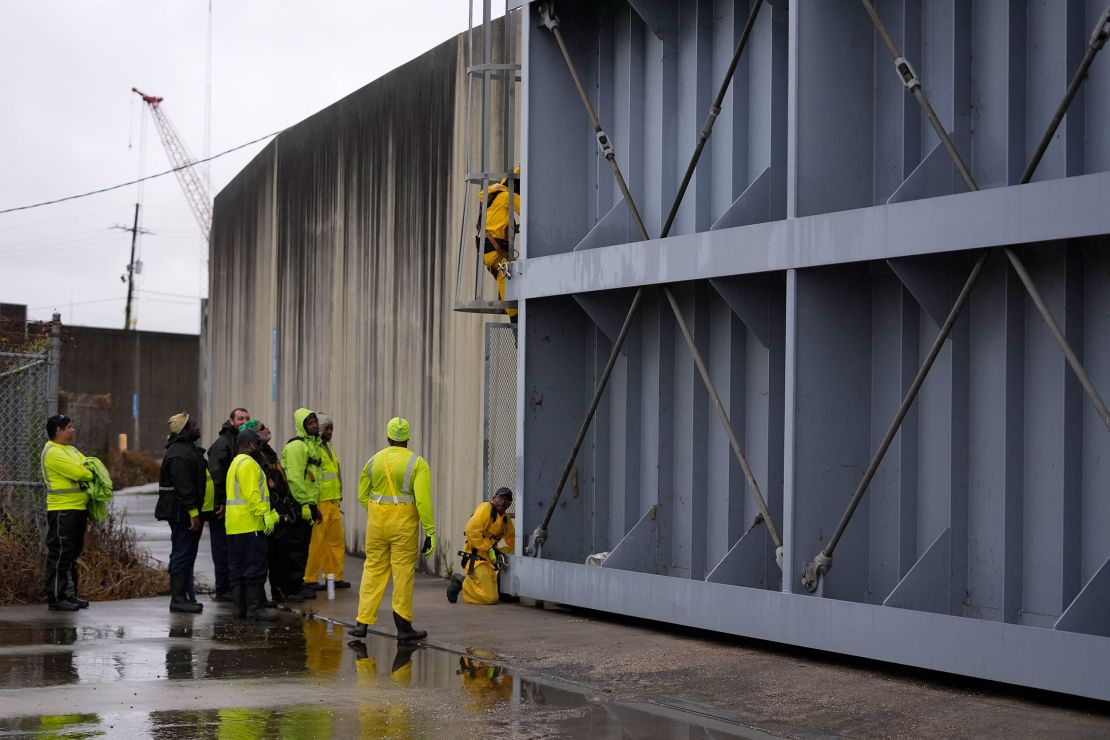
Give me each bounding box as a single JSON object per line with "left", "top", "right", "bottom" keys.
{"left": 0, "top": 616, "right": 766, "bottom": 739}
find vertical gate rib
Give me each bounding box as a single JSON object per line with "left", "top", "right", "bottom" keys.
{"left": 802, "top": 1, "right": 1110, "bottom": 593}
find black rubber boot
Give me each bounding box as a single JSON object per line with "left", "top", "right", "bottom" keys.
{"left": 298, "top": 581, "right": 318, "bottom": 600}
{"left": 246, "top": 583, "right": 279, "bottom": 622}
{"left": 232, "top": 585, "right": 247, "bottom": 620}
{"left": 334, "top": 580, "right": 351, "bottom": 589}
{"left": 446, "top": 573, "right": 464, "bottom": 604}
{"left": 170, "top": 573, "right": 203, "bottom": 613}
{"left": 211, "top": 591, "right": 234, "bottom": 603}
{"left": 347, "top": 622, "right": 368, "bottom": 638}
{"left": 392, "top": 612, "right": 427, "bottom": 642}
{"left": 47, "top": 600, "right": 79, "bottom": 612}
{"left": 67, "top": 595, "right": 90, "bottom": 609}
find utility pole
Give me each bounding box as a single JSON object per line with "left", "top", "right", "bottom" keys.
{"left": 113, "top": 203, "right": 152, "bottom": 330}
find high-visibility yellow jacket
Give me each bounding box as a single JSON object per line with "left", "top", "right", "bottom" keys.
{"left": 40, "top": 441, "right": 92, "bottom": 511}
{"left": 281, "top": 408, "right": 322, "bottom": 506}
{"left": 202, "top": 469, "right": 215, "bottom": 513}
{"left": 358, "top": 445, "right": 435, "bottom": 538}
{"left": 224, "top": 453, "right": 271, "bottom": 535}
{"left": 319, "top": 441, "right": 342, "bottom": 502}
{"left": 479, "top": 181, "right": 520, "bottom": 245}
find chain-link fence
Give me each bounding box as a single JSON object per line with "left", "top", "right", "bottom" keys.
{"left": 483, "top": 323, "right": 517, "bottom": 509}
{"left": 0, "top": 316, "right": 60, "bottom": 540}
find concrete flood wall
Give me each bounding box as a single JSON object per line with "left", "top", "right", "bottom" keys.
{"left": 207, "top": 30, "right": 511, "bottom": 566}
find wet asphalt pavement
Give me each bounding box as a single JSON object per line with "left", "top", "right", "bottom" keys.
{"left": 1, "top": 490, "right": 1108, "bottom": 738}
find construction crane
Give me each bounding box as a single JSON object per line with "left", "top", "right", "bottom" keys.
{"left": 132, "top": 88, "right": 212, "bottom": 239}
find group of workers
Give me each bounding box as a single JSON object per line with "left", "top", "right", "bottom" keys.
{"left": 153, "top": 406, "right": 350, "bottom": 621}
{"left": 38, "top": 407, "right": 518, "bottom": 640}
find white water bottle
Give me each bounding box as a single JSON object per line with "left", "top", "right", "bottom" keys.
{"left": 326, "top": 573, "right": 336, "bottom": 600}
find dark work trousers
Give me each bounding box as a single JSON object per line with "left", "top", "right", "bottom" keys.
{"left": 227, "top": 532, "right": 269, "bottom": 587}
{"left": 44, "top": 509, "right": 88, "bottom": 603}
{"left": 267, "top": 525, "right": 293, "bottom": 597}
{"left": 168, "top": 518, "right": 202, "bottom": 581}
{"left": 202, "top": 511, "right": 230, "bottom": 595}
{"left": 284, "top": 519, "right": 312, "bottom": 590}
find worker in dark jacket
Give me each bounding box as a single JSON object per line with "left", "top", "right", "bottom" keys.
{"left": 157, "top": 413, "right": 206, "bottom": 614}
{"left": 206, "top": 407, "right": 250, "bottom": 602}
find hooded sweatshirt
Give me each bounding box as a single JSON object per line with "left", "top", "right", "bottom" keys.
{"left": 280, "top": 408, "right": 322, "bottom": 507}
{"left": 207, "top": 420, "right": 239, "bottom": 509}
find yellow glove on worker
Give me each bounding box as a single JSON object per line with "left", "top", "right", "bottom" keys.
{"left": 262, "top": 509, "right": 279, "bottom": 535}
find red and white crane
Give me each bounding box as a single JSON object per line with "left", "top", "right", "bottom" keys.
{"left": 131, "top": 87, "right": 212, "bottom": 239}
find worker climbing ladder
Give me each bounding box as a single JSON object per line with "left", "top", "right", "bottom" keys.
{"left": 453, "top": 0, "right": 520, "bottom": 315}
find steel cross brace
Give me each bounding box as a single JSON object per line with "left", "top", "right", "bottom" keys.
{"left": 527, "top": 0, "right": 782, "bottom": 561}
{"left": 801, "top": 2, "right": 1110, "bottom": 593}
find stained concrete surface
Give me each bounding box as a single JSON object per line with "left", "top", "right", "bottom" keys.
{"left": 2, "top": 491, "right": 1106, "bottom": 738}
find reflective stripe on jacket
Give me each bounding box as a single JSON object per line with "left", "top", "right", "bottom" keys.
{"left": 357, "top": 445, "right": 435, "bottom": 539}
{"left": 224, "top": 453, "right": 271, "bottom": 535}
{"left": 319, "top": 442, "right": 342, "bottom": 502}
{"left": 40, "top": 441, "right": 92, "bottom": 511}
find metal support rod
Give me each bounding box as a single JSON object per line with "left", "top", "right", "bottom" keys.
{"left": 803, "top": 1, "right": 1110, "bottom": 592}
{"left": 1003, "top": 246, "right": 1110, "bottom": 430}
{"left": 527, "top": 286, "right": 645, "bottom": 555}
{"left": 661, "top": 0, "right": 765, "bottom": 238}
{"left": 528, "top": 4, "right": 652, "bottom": 556}
{"left": 662, "top": 285, "right": 782, "bottom": 549}
{"left": 528, "top": 3, "right": 781, "bottom": 559}
{"left": 1022, "top": 6, "right": 1110, "bottom": 185}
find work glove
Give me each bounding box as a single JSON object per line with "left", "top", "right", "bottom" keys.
{"left": 309, "top": 503, "right": 322, "bottom": 523}
{"left": 421, "top": 533, "right": 436, "bottom": 559}
{"left": 262, "top": 509, "right": 279, "bottom": 535}
{"left": 301, "top": 504, "right": 313, "bottom": 523}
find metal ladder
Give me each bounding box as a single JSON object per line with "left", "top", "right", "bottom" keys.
{"left": 453, "top": 0, "right": 520, "bottom": 314}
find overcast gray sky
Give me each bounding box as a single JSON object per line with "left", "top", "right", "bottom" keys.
{"left": 0, "top": 1, "right": 477, "bottom": 334}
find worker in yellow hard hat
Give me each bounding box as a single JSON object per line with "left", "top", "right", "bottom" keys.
{"left": 477, "top": 166, "right": 521, "bottom": 321}
{"left": 304, "top": 414, "right": 348, "bottom": 590}
{"left": 348, "top": 417, "right": 436, "bottom": 641}
{"left": 446, "top": 487, "right": 516, "bottom": 605}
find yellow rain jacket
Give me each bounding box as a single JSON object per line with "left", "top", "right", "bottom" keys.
{"left": 318, "top": 441, "right": 341, "bottom": 502}
{"left": 281, "top": 408, "right": 321, "bottom": 507}
{"left": 40, "top": 441, "right": 92, "bottom": 511}
{"left": 479, "top": 180, "right": 520, "bottom": 245}
{"left": 224, "top": 453, "right": 270, "bottom": 535}
{"left": 202, "top": 469, "right": 215, "bottom": 513}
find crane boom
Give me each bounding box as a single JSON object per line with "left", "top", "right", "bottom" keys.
{"left": 132, "top": 87, "right": 212, "bottom": 240}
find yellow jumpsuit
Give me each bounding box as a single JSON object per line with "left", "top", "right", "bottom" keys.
{"left": 354, "top": 445, "right": 435, "bottom": 625}
{"left": 304, "top": 440, "right": 345, "bottom": 583}
{"left": 461, "top": 501, "right": 515, "bottom": 605}
{"left": 479, "top": 181, "right": 520, "bottom": 318}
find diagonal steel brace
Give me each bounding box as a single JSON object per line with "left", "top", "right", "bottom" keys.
{"left": 528, "top": 1, "right": 782, "bottom": 560}
{"left": 802, "top": 1, "right": 1110, "bottom": 593}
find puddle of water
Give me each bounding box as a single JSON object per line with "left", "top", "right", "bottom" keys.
{"left": 0, "top": 616, "right": 771, "bottom": 738}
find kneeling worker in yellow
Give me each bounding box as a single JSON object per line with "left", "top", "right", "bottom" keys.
{"left": 446, "top": 487, "right": 515, "bottom": 605}
{"left": 225, "top": 428, "right": 280, "bottom": 621}
{"left": 348, "top": 417, "right": 436, "bottom": 641}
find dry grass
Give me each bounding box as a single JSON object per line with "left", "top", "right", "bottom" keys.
{"left": 0, "top": 509, "right": 167, "bottom": 605}
{"left": 108, "top": 449, "right": 161, "bottom": 489}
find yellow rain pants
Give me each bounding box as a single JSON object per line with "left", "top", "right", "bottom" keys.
{"left": 483, "top": 249, "right": 518, "bottom": 319}
{"left": 355, "top": 501, "right": 419, "bottom": 624}
{"left": 304, "top": 499, "right": 345, "bottom": 582}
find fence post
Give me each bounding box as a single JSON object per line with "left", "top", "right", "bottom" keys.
{"left": 47, "top": 313, "right": 61, "bottom": 417}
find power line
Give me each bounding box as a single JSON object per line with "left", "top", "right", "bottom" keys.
{"left": 0, "top": 130, "right": 281, "bottom": 216}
